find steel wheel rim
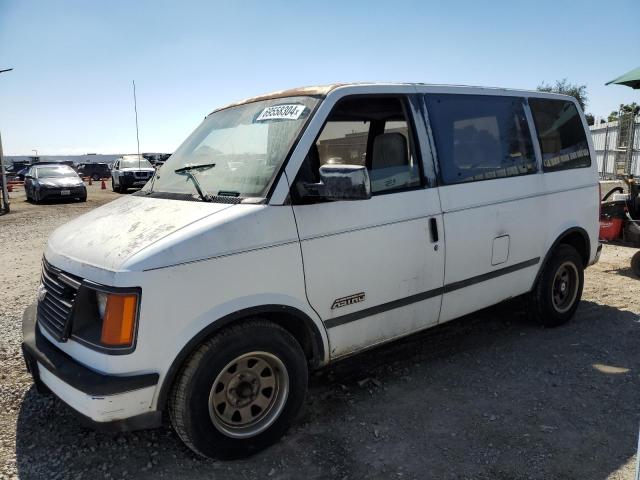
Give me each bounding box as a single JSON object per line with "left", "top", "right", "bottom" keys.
{"left": 552, "top": 261, "right": 579, "bottom": 313}
{"left": 208, "top": 351, "right": 289, "bottom": 439}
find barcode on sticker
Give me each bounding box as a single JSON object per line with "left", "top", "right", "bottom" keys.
{"left": 256, "top": 104, "right": 306, "bottom": 121}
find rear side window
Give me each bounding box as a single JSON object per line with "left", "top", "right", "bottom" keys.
{"left": 529, "top": 98, "right": 591, "bottom": 172}
{"left": 425, "top": 94, "right": 536, "bottom": 184}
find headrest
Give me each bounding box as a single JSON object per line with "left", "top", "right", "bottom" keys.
{"left": 372, "top": 132, "right": 408, "bottom": 169}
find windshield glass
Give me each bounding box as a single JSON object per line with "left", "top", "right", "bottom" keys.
{"left": 36, "top": 166, "right": 77, "bottom": 178}
{"left": 120, "top": 157, "right": 154, "bottom": 169}
{"left": 147, "top": 96, "right": 320, "bottom": 198}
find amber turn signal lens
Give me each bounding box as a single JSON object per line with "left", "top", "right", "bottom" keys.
{"left": 100, "top": 293, "right": 137, "bottom": 346}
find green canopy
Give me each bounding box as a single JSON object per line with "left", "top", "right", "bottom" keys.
{"left": 606, "top": 66, "right": 640, "bottom": 89}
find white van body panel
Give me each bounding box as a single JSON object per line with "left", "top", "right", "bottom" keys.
{"left": 42, "top": 198, "right": 329, "bottom": 381}
{"left": 25, "top": 83, "right": 600, "bottom": 427}
{"left": 294, "top": 189, "right": 444, "bottom": 357}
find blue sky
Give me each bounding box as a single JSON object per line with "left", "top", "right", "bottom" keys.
{"left": 0, "top": 0, "right": 638, "bottom": 155}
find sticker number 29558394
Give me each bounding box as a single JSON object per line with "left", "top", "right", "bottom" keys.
{"left": 256, "top": 104, "right": 306, "bottom": 122}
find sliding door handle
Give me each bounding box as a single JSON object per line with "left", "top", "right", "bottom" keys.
{"left": 429, "top": 217, "right": 439, "bottom": 243}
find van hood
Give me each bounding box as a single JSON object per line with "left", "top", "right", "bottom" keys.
{"left": 46, "top": 195, "right": 233, "bottom": 273}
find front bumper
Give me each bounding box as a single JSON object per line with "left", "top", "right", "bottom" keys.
{"left": 21, "top": 303, "right": 161, "bottom": 431}
{"left": 120, "top": 176, "right": 151, "bottom": 188}
{"left": 38, "top": 186, "right": 86, "bottom": 200}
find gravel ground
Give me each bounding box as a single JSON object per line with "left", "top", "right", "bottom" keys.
{"left": 1, "top": 182, "right": 639, "bottom": 479}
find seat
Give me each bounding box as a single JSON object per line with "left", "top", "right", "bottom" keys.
{"left": 371, "top": 132, "right": 408, "bottom": 170}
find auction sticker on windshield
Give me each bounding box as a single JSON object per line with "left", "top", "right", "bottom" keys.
{"left": 256, "top": 104, "right": 306, "bottom": 122}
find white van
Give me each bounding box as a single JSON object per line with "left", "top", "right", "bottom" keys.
{"left": 22, "top": 83, "right": 600, "bottom": 458}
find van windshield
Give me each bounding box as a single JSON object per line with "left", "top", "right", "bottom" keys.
{"left": 147, "top": 96, "right": 319, "bottom": 199}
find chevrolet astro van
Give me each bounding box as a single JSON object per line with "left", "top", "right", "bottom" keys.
{"left": 22, "top": 83, "right": 601, "bottom": 458}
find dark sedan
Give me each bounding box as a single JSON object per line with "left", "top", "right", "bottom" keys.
{"left": 24, "top": 164, "right": 87, "bottom": 202}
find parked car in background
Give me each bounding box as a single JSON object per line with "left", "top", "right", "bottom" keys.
{"left": 77, "top": 162, "right": 111, "bottom": 181}
{"left": 15, "top": 167, "right": 30, "bottom": 181}
{"left": 24, "top": 164, "right": 86, "bottom": 202}
{"left": 111, "top": 155, "right": 155, "bottom": 193}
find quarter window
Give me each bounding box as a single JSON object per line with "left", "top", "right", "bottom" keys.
{"left": 425, "top": 94, "right": 537, "bottom": 184}
{"left": 529, "top": 98, "right": 591, "bottom": 172}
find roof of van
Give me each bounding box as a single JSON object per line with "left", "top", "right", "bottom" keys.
{"left": 209, "top": 83, "right": 578, "bottom": 115}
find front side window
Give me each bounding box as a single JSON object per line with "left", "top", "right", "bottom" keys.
{"left": 296, "top": 96, "right": 421, "bottom": 196}
{"left": 529, "top": 98, "right": 591, "bottom": 172}
{"left": 425, "top": 94, "right": 536, "bottom": 184}
{"left": 149, "top": 96, "right": 320, "bottom": 199}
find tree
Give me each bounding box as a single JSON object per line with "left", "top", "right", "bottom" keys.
{"left": 585, "top": 113, "right": 595, "bottom": 126}
{"left": 608, "top": 102, "right": 639, "bottom": 122}
{"left": 537, "top": 79, "right": 588, "bottom": 111}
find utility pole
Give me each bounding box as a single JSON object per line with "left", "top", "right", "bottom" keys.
{"left": 0, "top": 130, "right": 9, "bottom": 214}
{"left": 132, "top": 80, "right": 141, "bottom": 169}
{"left": 0, "top": 68, "right": 13, "bottom": 214}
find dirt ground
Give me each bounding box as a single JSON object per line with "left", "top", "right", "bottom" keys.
{"left": 1, "top": 181, "right": 639, "bottom": 479}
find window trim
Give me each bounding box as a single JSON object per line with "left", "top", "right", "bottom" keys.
{"left": 527, "top": 97, "right": 592, "bottom": 173}
{"left": 290, "top": 93, "right": 427, "bottom": 203}
{"left": 423, "top": 93, "right": 539, "bottom": 186}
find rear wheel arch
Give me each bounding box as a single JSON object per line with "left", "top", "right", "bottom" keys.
{"left": 156, "top": 305, "right": 326, "bottom": 412}
{"left": 535, "top": 227, "right": 591, "bottom": 286}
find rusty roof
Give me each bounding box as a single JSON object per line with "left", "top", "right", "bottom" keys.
{"left": 208, "top": 84, "right": 344, "bottom": 115}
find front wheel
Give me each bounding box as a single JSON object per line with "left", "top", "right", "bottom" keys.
{"left": 169, "top": 320, "right": 308, "bottom": 459}
{"left": 528, "top": 244, "right": 584, "bottom": 327}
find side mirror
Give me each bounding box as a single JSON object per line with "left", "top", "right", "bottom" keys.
{"left": 304, "top": 164, "right": 371, "bottom": 201}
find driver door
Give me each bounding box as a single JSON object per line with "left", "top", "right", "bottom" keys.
{"left": 291, "top": 95, "right": 445, "bottom": 358}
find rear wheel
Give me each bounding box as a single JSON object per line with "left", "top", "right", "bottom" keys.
{"left": 169, "top": 320, "right": 308, "bottom": 459}
{"left": 111, "top": 178, "right": 120, "bottom": 193}
{"left": 528, "top": 244, "right": 584, "bottom": 327}
{"left": 631, "top": 251, "right": 640, "bottom": 278}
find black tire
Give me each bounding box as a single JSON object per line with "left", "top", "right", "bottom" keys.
{"left": 111, "top": 181, "right": 119, "bottom": 193}
{"left": 169, "top": 320, "right": 308, "bottom": 459}
{"left": 631, "top": 251, "right": 640, "bottom": 278}
{"left": 528, "top": 244, "right": 584, "bottom": 327}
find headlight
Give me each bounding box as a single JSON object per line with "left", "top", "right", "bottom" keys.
{"left": 71, "top": 284, "right": 140, "bottom": 352}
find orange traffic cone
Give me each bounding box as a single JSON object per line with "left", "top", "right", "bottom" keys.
{"left": 101, "top": 179, "right": 106, "bottom": 190}
{"left": 88, "top": 176, "right": 92, "bottom": 185}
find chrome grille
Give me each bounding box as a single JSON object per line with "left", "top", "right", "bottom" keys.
{"left": 37, "top": 259, "right": 81, "bottom": 341}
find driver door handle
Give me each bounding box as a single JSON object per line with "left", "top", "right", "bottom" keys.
{"left": 429, "top": 217, "right": 439, "bottom": 243}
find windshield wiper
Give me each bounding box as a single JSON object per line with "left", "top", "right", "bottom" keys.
{"left": 174, "top": 163, "right": 216, "bottom": 202}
